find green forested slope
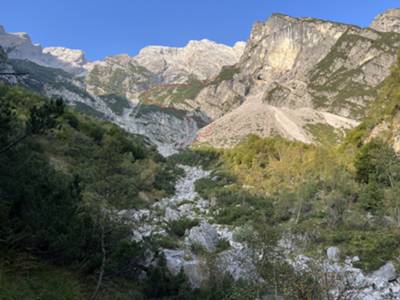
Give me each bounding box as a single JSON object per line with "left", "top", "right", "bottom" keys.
{"left": 0, "top": 84, "right": 183, "bottom": 299}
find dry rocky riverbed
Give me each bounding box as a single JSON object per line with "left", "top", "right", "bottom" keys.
{"left": 120, "top": 165, "right": 400, "bottom": 299}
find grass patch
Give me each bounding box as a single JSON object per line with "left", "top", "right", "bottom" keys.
{"left": 209, "top": 66, "right": 240, "bottom": 85}
{"left": 306, "top": 123, "right": 343, "bottom": 145}
{"left": 139, "top": 78, "right": 205, "bottom": 106}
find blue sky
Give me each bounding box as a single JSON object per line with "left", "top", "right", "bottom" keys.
{"left": 1, "top": 0, "right": 399, "bottom": 60}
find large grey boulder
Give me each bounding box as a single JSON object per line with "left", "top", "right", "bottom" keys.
{"left": 216, "top": 248, "right": 256, "bottom": 281}
{"left": 372, "top": 262, "right": 397, "bottom": 282}
{"left": 164, "top": 207, "right": 181, "bottom": 221}
{"left": 183, "top": 260, "right": 208, "bottom": 289}
{"left": 186, "top": 221, "right": 219, "bottom": 252}
{"left": 327, "top": 246, "right": 340, "bottom": 262}
{"left": 163, "top": 249, "right": 207, "bottom": 288}
{"left": 164, "top": 249, "right": 186, "bottom": 275}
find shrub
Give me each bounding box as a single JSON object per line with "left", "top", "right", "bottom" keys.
{"left": 359, "top": 182, "right": 384, "bottom": 213}
{"left": 167, "top": 218, "right": 199, "bottom": 237}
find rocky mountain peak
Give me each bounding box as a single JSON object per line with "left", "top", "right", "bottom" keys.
{"left": 13, "top": 32, "right": 32, "bottom": 41}
{"left": 370, "top": 8, "right": 400, "bottom": 33}
{"left": 186, "top": 38, "right": 215, "bottom": 47}
{"left": 233, "top": 41, "right": 246, "bottom": 51}
{"left": 135, "top": 39, "right": 245, "bottom": 83}
{"left": 43, "top": 47, "right": 87, "bottom": 68}
{"left": 0, "top": 25, "right": 86, "bottom": 74}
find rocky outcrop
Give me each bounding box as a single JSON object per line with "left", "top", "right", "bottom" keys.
{"left": 43, "top": 47, "right": 86, "bottom": 70}
{"left": 327, "top": 246, "right": 340, "bottom": 262}
{"left": 84, "top": 39, "right": 246, "bottom": 112}
{"left": 190, "top": 71, "right": 249, "bottom": 120}
{"left": 186, "top": 222, "right": 220, "bottom": 252}
{"left": 371, "top": 8, "right": 400, "bottom": 33}
{"left": 85, "top": 55, "right": 158, "bottom": 100}
{"left": 163, "top": 249, "right": 208, "bottom": 288}
{"left": 0, "top": 46, "right": 17, "bottom": 85}
{"left": 0, "top": 26, "right": 86, "bottom": 74}
{"left": 135, "top": 40, "right": 245, "bottom": 83}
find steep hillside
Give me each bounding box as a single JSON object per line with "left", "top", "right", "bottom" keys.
{"left": 347, "top": 53, "right": 400, "bottom": 153}
{"left": 0, "top": 84, "right": 192, "bottom": 299}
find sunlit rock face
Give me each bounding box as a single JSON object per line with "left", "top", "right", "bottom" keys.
{"left": 196, "top": 12, "right": 400, "bottom": 148}
{"left": 240, "top": 14, "right": 347, "bottom": 85}
{"left": 370, "top": 8, "right": 400, "bottom": 33}
{"left": 135, "top": 39, "right": 245, "bottom": 83}
{"left": 43, "top": 47, "right": 87, "bottom": 70}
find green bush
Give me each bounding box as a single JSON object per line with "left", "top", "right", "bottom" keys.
{"left": 359, "top": 182, "right": 384, "bottom": 213}
{"left": 167, "top": 218, "right": 199, "bottom": 237}
{"left": 355, "top": 139, "right": 400, "bottom": 186}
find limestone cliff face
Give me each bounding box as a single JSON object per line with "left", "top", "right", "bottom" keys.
{"left": 190, "top": 77, "right": 247, "bottom": 120}
{"left": 371, "top": 8, "right": 400, "bottom": 33}
{"left": 240, "top": 15, "right": 347, "bottom": 86}
{"left": 135, "top": 40, "right": 245, "bottom": 83}
{"left": 196, "top": 11, "right": 400, "bottom": 148}
{"left": 43, "top": 47, "right": 87, "bottom": 70}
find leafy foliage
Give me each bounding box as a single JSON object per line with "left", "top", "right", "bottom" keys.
{"left": 0, "top": 84, "right": 181, "bottom": 297}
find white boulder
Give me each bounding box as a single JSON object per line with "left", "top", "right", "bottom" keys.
{"left": 186, "top": 221, "right": 219, "bottom": 252}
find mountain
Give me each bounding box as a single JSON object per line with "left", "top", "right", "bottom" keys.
{"left": 85, "top": 40, "right": 244, "bottom": 100}
{"left": 371, "top": 8, "right": 400, "bottom": 32}
{"left": 3, "top": 8, "right": 400, "bottom": 300}
{"left": 0, "top": 26, "right": 86, "bottom": 74}
{"left": 43, "top": 46, "right": 87, "bottom": 70}
{"left": 0, "top": 27, "right": 245, "bottom": 155}
{"left": 196, "top": 10, "right": 400, "bottom": 147}
{"left": 135, "top": 40, "right": 245, "bottom": 83}
{"left": 1, "top": 9, "right": 400, "bottom": 154}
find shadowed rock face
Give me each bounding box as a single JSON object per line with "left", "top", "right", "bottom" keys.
{"left": 0, "top": 27, "right": 87, "bottom": 74}
{"left": 371, "top": 8, "right": 400, "bottom": 33}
